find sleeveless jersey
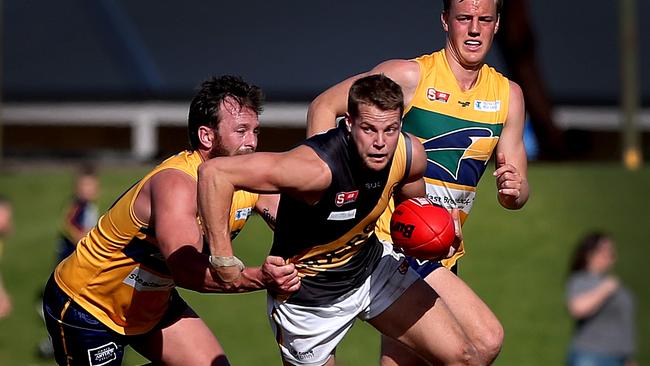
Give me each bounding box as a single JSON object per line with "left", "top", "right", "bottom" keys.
{"left": 271, "top": 123, "right": 411, "bottom": 306}
{"left": 54, "top": 150, "right": 258, "bottom": 335}
{"left": 376, "top": 49, "right": 510, "bottom": 268}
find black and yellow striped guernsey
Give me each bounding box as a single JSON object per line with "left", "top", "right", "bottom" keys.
{"left": 271, "top": 123, "right": 411, "bottom": 306}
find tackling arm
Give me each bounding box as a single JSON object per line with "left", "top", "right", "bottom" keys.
{"left": 150, "top": 170, "right": 293, "bottom": 293}
{"left": 197, "top": 146, "right": 331, "bottom": 281}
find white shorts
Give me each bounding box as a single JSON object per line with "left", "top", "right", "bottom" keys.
{"left": 267, "top": 240, "right": 420, "bottom": 366}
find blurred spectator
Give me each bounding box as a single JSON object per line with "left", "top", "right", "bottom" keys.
{"left": 496, "top": 0, "right": 568, "bottom": 160}
{"left": 37, "top": 165, "right": 101, "bottom": 358}
{"left": 56, "top": 165, "right": 100, "bottom": 262}
{"left": 566, "top": 232, "right": 637, "bottom": 366}
{"left": 0, "top": 196, "right": 14, "bottom": 319}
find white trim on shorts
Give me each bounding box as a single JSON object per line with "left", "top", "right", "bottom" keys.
{"left": 267, "top": 239, "right": 420, "bottom": 366}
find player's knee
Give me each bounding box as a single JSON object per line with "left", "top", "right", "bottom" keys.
{"left": 475, "top": 321, "right": 504, "bottom": 363}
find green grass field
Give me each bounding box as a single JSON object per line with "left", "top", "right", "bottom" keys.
{"left": 0, "top": 162, "right": 648, "bottom": 365}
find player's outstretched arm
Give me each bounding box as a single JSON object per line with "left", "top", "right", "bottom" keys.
{"left": 149, "top": 170, "right": 297, "bottom": 294}
{"left": 494, "top": 81, "right": 529, "bottom": 210}
{"left": 307, "top": 59, "right": 421, "bottom": 137}
{"left": 198, "top": 146, "right": 331, "bottom": 282}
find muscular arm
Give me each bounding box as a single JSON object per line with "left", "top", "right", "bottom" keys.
{"left": 307, "top": 59, "right": 421, "bottom": 137}
{"left": 197, "top": 146, "right": 331, "bottom": 278}
{"left": 149, "top": 170, "right": 286, "bottom": 293}
{"left": 394, "top": 134, "right": 427, "bottom": 203}
{"left": 494, "top": 81, "right": 529, "bottom": 210}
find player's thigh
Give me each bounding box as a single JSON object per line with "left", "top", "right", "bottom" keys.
{"left": 368, "top": 278, "right": 471, "bottom": 364}
{"left": 269, "top": 293, "right": 358, "bottom": 366}
{"left": 425, "top": 267, "right": 502, "bottom": 341}
{"left": 130, "top": 302, "right": 228, "bottom": 365}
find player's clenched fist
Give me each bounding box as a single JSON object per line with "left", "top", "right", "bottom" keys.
{"left": 261, "top": 256, "right": 301, "bottom": 295}
{"left": 493, "top": 152, "right": 525, "bottom": 209}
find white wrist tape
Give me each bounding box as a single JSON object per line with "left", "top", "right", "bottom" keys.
{"left": 209, "top": 255, "right": 245, "bottom": 272}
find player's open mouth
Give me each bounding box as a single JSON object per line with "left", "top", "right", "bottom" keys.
{"left": 465, "top": 40, "right": 482, "bottom": 49}
{"left": 368, "top": 154, "right": 386, "bottom": 161}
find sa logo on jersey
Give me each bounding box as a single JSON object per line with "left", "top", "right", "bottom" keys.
{"left": 422, "top": 127, "right": 499, "bottom": 181}
{"left": 335, "top": 190, "right": 359, "bottom": 207}
{"left": 426, "top": 88, "right": 450, "bottom": 103}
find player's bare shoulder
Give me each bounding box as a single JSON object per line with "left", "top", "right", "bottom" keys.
{"left": 372, "top": 59, "right": 421, "bottom": 97}
{"left": 506, "top": 80, "right": 525, "bottom": 126}
{"left": 508, "top": 80, "right": 524, "bottom": 103}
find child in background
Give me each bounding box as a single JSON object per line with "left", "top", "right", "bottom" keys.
{"left": 56, "top": 165, "right": 100, "bottom": 262}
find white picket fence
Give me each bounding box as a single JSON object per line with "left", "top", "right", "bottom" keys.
{"left": 2, "top": 103, "right": 648, "bottom": 160}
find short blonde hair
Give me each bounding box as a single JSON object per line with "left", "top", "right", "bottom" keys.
{"left": 442, "top": 0, "right": 503, "bottom": 14}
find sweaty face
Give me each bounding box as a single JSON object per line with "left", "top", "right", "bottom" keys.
{"left": 209, "top": 98, "right": 260, "bottom": 158}
{"left": 348, "top": 104, "right": 402, "bottom": 172}
{"left": 443, "top": 0, "right": 499, "bottom": 69}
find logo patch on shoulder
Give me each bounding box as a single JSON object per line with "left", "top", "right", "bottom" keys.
{"left": 88, "top": 342, "right": 118, "bottom": 366}
{"left": 474, "top": 100, "right": 501, "bottom": 112}
{"left": 426, "top": 88, "right": 450, "bottom": 103}
{"left": 335, "top": 190, "right": 359, "bottom": 207}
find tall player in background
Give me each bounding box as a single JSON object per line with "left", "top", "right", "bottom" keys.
{"left": 42, "top": 75, "right": 300, "bottom": 365}
{"left": 307, "top": 0, "right": 529, "bottom": 364}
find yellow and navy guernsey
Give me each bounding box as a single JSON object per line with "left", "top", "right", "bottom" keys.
{"left": 54, "top": 150, "right": 257, "bottom": 335}
{"left": 271, "top": 123, "right": 412, "bottom": 306}
{"left": 376, "top": 49, "right": 510, "bottom": 268}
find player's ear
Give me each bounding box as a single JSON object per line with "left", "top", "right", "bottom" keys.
{"left": 441, "top": 11, "right": 449, "bottom": 32}
{"left": 344, "top": 113, "right": 352, "bottom": 133}
{"left": 494, "top": 14, "right": 500, "bottom": 34}
{"left": 198, "top": 125, "right": 214, "bottom": 148}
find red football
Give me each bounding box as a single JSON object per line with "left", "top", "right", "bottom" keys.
{"left": 390, "top": 197, "right": 456, "bottom": 260}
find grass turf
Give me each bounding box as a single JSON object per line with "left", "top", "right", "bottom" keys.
{"left": 0, "top": 162, "right": 647, "bottom": 365}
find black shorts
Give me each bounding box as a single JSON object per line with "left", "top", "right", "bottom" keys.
{"left": 43, "top": 275, "right": 188, "bottom": 365}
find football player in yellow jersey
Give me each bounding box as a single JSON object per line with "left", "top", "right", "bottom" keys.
{"left": 42, "top": 76, "right": 300, "bottom": 366}
{"left": 307, "top": 1, "right": 529, "bottom": 365}
{"left": 199, "top": 75, "right": 481, "bottom": 366}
